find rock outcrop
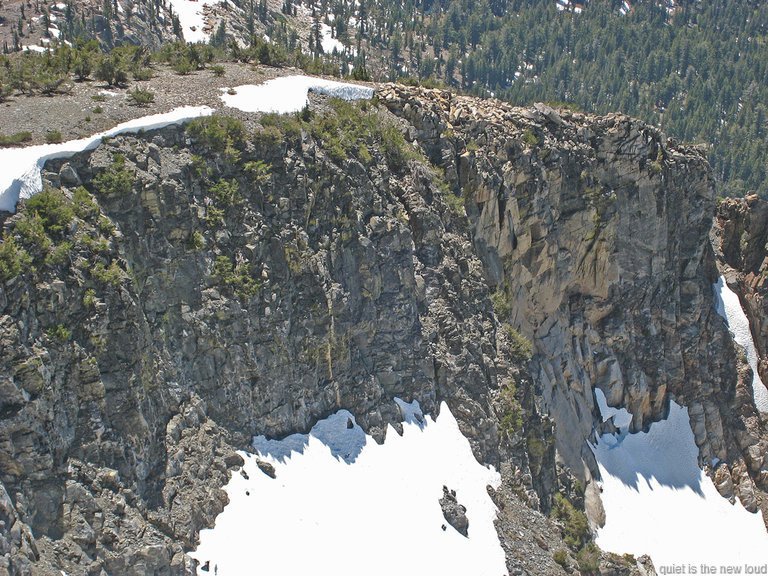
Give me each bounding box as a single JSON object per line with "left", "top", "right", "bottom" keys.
{"left": 0, "top": 96, "right": 563, "bottom": 575}
{"left": 380, "top": 83, "right": 768, "bottom": 523}
{"left": 711, "top": 195, "right": 768, "bottom": 517}
{"left": 2, "top": 80, "right": 760, "bottom": 575}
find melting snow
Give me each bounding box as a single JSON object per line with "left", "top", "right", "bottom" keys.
{"left": 190, "top": 401, "right": 506, "bottom": 576}
{"left": 320, "top": 22, "right": 346, "bottom": 54}
{"left": 592, "top": 394, "right": 768, "bottom": 566}
{"left": 0, "top": 106, "right": 213, "bottom": 213}
{"left": 714, "top": 276, "right": 768, "bottom": 412}
{"left": 167, "top": 0, "right": 219, "bottom": 43}
{"left": 220, "top": 75, "right": 373, "bottom": 114}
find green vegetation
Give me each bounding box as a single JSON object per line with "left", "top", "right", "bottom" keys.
{"left": 95, "top": 53, "right": 128, "bottom": 87}
{"left": 244, "top": 160, "right": 272, "bottom": 184}
{"left": 213, "top": 255, "right": 261, "bottom": 299}
{"left": 584, "top": 185, "right": 617, "bottom": 240}
{"left": 0, "top": 132, "right": 32, "bottom": 147}
{"left": 46, "top": 241, "right": 73, "bottom": 266}
{"left": 9, "top": 0, "right": 768, "bottom": 198}
{"left": 258, "top": 98, "right": 417, "bottom": 173}
{"left": 490, "top": 286, "right": 512, "bottom": 319}
{"left": 499, "top": 381, "right": 523, "bottom": 435}
{"left": 552, "top": 493, "right": 591, "bottom": 551}
{"left": 46, "top": 324, "right": 71, "bottom": 342}
{"left": 93, "top": 154, "right": 133, "bottom": 196}
{"left": 127, "top": 88, "right": 155, "bottom": 106}
{"left": 15, "top": 212, "right": 52, "bottom": 253}
{"left": 527, "top": 436, "right": 546, "bottom": 470}
{"left": 576, "top": 543, "right": 600, "bottom": 573}
{"left": 189, "top": 231, "right": 206, "bottom": 251}
{"left": 553, "top": 548, "right": 568, "bottom": 567}
{"left": 82, "top": 288, "right": 96, "bottom": 308}
{"left": 0, "top": 235, "right": 32, "bottom": 281}
{"left": 522, "top": 129, "right": 539, "bottom": 148}
{"left": 210, "top": 178, "right": 242, "bottom": 207}
{"left": 90, "top": 260, "right": 123, "bottom": 286}
{"left": 24, "top": 188, "right": 75, "bottom": 238}
{"left": 212, "top": 64, "right": 226, "bottom": 77}
{"left": 73, "top": 187, "right": 100, "bottom": 220}
{"left": 45, "top": 131, "right": 63, "bottom": 144}
{"left": 187, "top": 115, "right": 246, "bottom": 153}
{"left": 506, "top": 325, "right": 532, "bottom": 363}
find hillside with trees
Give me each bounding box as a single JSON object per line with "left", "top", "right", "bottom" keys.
{"left": 2, "top": 0, "right": 768, "bottom": 197}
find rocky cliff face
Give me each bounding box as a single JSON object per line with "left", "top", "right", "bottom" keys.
{"left": 0, "top": 81, "right": 760, "bottom": 576}
{"left": 0, "top": 95, "right": 571, "bottom": 575}
{"left": 711, "top": 195, "right": 768, "bottom": 516}
{"left": 379, "top": 84, "right": 768, "bottom": 524}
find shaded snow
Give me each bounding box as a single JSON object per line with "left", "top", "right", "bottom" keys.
{"left": 394, "top": 396, "right": 425, "bottom": 426}
{"left": 594, "top": 388, "right": 632, "bottom": 430}
{"left": 252, "top": 409, "right": 367, "bottom": 464}
{"left": 190, "top": 401, "right": 506, "bottom": 576}
{"left": 714, "top": 276, "right": 768, "bottom": 412}
{"left": 592, "top": 398, "right": 768, "bottom": 565}
{"left": 221, "top": 75, "right": 373, "bottom": 114}
{"left": 0, "top": 106, "right": 214, "bottom": 213}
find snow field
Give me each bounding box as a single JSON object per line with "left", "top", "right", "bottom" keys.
{"left": 220, "top": 74, "right": 374, "bottom": 114}
{"left": 592, "top": 389, "right": 768, "bottom": 566}
{"left": 167, "top": 0, "right": 220, "bottom": 43}
{"left": 190, "top": 400, "right": 508, "bottom": 576}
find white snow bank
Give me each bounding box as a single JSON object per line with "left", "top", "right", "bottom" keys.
{"left": 167, "top": 0, "right": 218, "bottom": 43}
{"left": 320, "top": 22, "right": 346, "bottom": 54}
{"left": 220, "top": 75, "right": 374, "bottom": 114}
{"left": 0, "top": 106, "right": 214, "bottom": 213}
{"left": 714, "top": 276, "right": 768, "bottom": 412}
{"left": 190, "top": 401, "right": 506, "bottom": 576}
{"left": 592, "top": 396, "right": 768, "bottom": 566}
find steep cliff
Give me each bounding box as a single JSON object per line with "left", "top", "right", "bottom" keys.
{"left": 0, "top": 94, "right": 576, "bottom": 575}
{"left": 711, "top": 195, "right": 768, "bottom": 514}
{"left": 379, "top": 84, "right": 768, "bottom": 524}
{"left": 0, "top": 80, "right": 760, "bottom": 575}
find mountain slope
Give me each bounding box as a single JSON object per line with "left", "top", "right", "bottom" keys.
{"left": 0, "top": 75, "right": 765, "bottom": 574}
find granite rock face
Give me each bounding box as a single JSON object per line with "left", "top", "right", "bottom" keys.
{"left": 711, "top": 195, "right": 768, "bottom": 518}
{"left": 0, "top": 98, "right": 562, "bottom": 575}
{"left": 380, "top": 84, "right": 767, "bottom": 523}
{"left": 1, "top": 83, "right": 754, "bottom": 575}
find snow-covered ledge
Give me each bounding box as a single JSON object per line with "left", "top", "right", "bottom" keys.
{"left": 0, "top": 106, "right": 214, "bottom": 213}
{"left": 220, "top": 75, "right": 374, "bottom": 114}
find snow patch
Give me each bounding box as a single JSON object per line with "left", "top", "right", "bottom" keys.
{"left": 252, "top": 409, "right": 366, "bottom": 464}
{"left": 713, "top": 276, "right": 768, "bottom": 412}
{"left": 0, "top": 106, "right": 214, "bottom": 213}
{"left": 592, "top": 399, "right": 768, "bottom": 565}
{"left": 220, "top": 75, "right": 373, "bottom": 114}
{"left": 167, "top": 0, "right": 219, "bottom": 43}
{"left": 190, "top": 401, "right": 506, "bottom": 576}
{"left": 394, "top": 396, "right": 425, "bottom": 426}
{"left": 320, "top": 22, "right": 345, "bottom": 54}
{"left": 594, "top": 388, "right": 633, "bottom": 430}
